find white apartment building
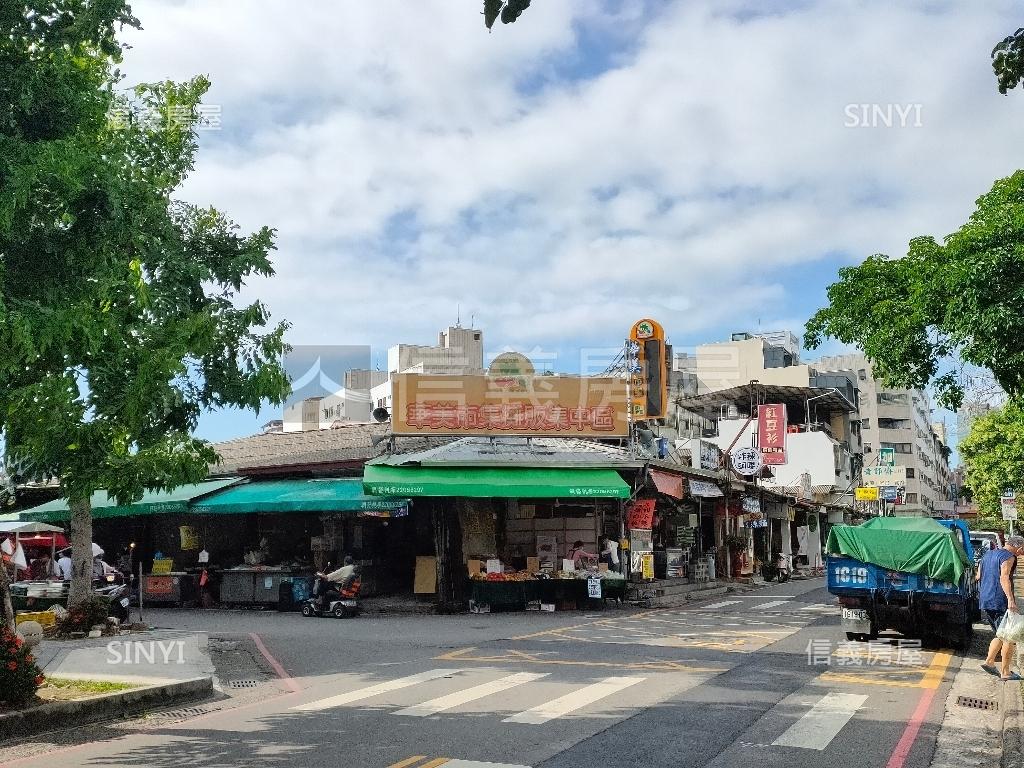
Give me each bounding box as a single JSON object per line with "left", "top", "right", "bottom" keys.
{"left": 371, "top": 325, "right": 485, "bottom": 412}
{"left": 815, "top": 354, "right": 952, "bottom": 516}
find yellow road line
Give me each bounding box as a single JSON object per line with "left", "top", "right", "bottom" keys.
{"left": 387, "top": 757, "right": 429, "bottom": 768}
{"left": 820, "top": 648, "right": 954, "bottom": 690}
{"left": 920, "top": 651, "right": 953, "bottom": 689}
{"left": 510, "top": 610, "right": 658, "bottom": 640}
{"left": 418, "top": 760, "right": 450, "bottom": 768}
{"left": 434, "top": 646, "right": 725, "bottom": 673}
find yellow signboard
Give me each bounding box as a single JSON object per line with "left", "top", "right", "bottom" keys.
{"left": 391, "top": 373, "right": 629, "bottom": 437}
{"left": 855, "top": 487, "right": 880, "bottom": 501}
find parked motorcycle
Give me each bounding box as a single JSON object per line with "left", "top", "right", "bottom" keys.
{"left": 93, "top": 570, "right": 131, "bottom": 621}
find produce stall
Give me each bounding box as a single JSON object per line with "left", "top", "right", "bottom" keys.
{"left": 468, "top": 570, "right": 626, "bottom": 611}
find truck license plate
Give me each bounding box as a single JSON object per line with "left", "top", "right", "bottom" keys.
{"left": 842, "top": 608, "right": 868, "bottom": 621}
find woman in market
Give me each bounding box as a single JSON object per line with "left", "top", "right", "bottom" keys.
{"left": 568, "top": 540, "right": 598, "bottom": 567}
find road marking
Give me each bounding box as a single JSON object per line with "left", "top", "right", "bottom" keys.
{"left": 396, "top": 673, "right": 548, "bottom": 716}
{"left": 757, "top": 600, "right": 792, "bottom": 610}
{"left": 444, "top": 761, "right": 532, "bottom": 768}
{"left": 503, "top": 676, "right": 645, "bottom": 725}
{"left": 418, "top": 761, "right": 451, "bottom": 768}
{"left": 772, "top": 692, "right": 868, "bottom": 750}
{"left": 250, "top": 633, "right": 302, "bottom": 694}
{"left": 821, "top": 648, "right": 952, "bottom": 690}
{"left": 701, "top": 600, "right": 741, "bottom": 610}
{"left": 293, "top": 669, "right": 466, "bottom": 711}
{"left": 435, "top": 647, "right": 724, "bottom": 673}
{"left": 387, "top": 758, "right": 429, "bottom": 768}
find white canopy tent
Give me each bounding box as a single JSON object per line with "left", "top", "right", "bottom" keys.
{"left": 0, "top": 521, "right": 65, "bottom": 582}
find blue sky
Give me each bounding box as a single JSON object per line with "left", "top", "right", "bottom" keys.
{"left": 118, "top": 0, "right": 1024, "bottom": 447}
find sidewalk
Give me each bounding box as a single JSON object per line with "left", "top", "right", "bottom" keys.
{"left": 35, "top": 630, "right": 214, "bottom": 685}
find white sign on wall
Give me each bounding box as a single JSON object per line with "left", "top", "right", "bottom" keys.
{"left": 730, "top": 446, "right": 763, "bottom": 476}
{"left": 862, "top": 466, "right": 907, "bottom": 488}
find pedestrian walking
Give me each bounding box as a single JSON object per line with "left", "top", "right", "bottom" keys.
{"left": 978, "top": 534, "right": 1024, "bottom": 681}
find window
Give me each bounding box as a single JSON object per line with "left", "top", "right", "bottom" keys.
{"left": 861, "top": 418, "right": 871, "bottom": 429}
{"left": 905, "top": 493, "right": 918, "bottom": 504}
{"left": 905, "top": 468, "right": 915, "bottom": 479}
{"left": 881, "top": 442, "right": 913, "bottom": 454}
{"left": 877, "top": 392, "right": 909, "bottom": 406}
{"left": 878, "top": 418, "right": 911, "bottom": 430}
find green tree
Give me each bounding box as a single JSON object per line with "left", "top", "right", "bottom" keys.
{"left": 0, "top": 1, "right": 290, "bottom": 618}
{"left": 994, "top": 27, "right": 1024, "bottom": 94}
{"left": 483, "top": 0, "right": 531, "bottom": 31}
{"left": 960, "top": 401, "right": 1024, "bottom": 519}
{"left": 806, "top": 171, "right": 1024, "bottom": 411}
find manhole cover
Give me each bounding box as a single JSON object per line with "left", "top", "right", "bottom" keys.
{"left": 227, "top": 679, "right": 260, "bottom": 689}
{"left": 956, "top": 695, "right": 998, "bottom": 711}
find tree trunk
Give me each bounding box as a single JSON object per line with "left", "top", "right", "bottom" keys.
{"left": 68, "top": 495, "right": 94, "bottom": 608}
{"left": 0, "top": 560, "right": 14, "bottom": 629}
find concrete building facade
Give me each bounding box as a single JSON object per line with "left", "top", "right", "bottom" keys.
{"left": 815, "top": 354, "right": 952, "bottom": 516}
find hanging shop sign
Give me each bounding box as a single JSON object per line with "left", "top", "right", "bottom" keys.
{"left": 741, "top": 496, "right": 761, "bottom": 514}
{"left": 626, "top": 499, "right": 656, "bottom": 529}
{"left": 697, "top": 440, "right": 722, "bottom": 471}
{"left": 879, "top": 447, "right": 896, "bottom": 467}
{"left": 391, "top": 373, "right": 628, "bottom": 437}
{"left": 855, "top": 486, "right": 879, "bottom": 501}
{"left": 688, "top": 480, "right": 724, "bottom": 498}
{"left": 730, "top": 446, "right": 763, "bottom": 477}
{"left": 626, "top": 318, "right": 668, "bottom": 420}
{"left": 862, "top": 465, "right": 907, "bottom": 488}
{"left": 799, "top": 472, "right": 813, "bottom": 501}
{"left": 757, "top": 404, "right": 788, "bottom": 465}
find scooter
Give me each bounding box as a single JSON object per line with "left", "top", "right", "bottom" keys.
{"left": 301, "top": 576, "right": 361, "bottom": 619}
{"left": 94, "top": 572, "right": 131, "bottom": 622}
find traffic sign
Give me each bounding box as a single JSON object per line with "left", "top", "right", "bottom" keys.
{"left": 1002, "top": 499, "right": 1018, "bottom": 521}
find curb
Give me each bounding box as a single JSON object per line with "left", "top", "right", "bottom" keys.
{"left": 1002, "top": 679, "right": 1024, "bottom": 768}
{"left": 0, "top": 676, "right": 213, "bottom": 741}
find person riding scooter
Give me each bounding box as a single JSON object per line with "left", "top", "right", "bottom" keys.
{"left": 315, "top": 555, "right": 357, "bottom": 610}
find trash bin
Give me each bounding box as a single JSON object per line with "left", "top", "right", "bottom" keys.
{"left": 277, "top": 581, "right": 295, "bottom": 612}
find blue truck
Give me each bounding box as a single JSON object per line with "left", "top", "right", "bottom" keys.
{"left": 827, "top": 518, "right": 979, "bottom": 648}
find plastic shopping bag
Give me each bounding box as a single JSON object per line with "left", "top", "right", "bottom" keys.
{"left": 996, "top": 610, "right": 1024, "bottom": 643}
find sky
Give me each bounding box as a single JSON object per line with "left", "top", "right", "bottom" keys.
{"left": 118, "top": 0, "right": 1024, "bottom": 444}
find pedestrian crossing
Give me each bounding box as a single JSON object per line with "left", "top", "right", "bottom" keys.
{"left": 293, "top": 668, "right": 658, "bottom": 725}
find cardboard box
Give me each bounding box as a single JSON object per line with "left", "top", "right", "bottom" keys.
{"left": 467, "top": 559, "right": 482, "bottom": 577}
{"left": 526, "top": 557, "right": 540, "bottom": 574}
{"left": 599, "top": 563, "right": 609, "bottom": 572}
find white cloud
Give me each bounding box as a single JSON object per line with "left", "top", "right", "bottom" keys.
{"left": 120, "top": 0, "right": 1024, "bottom": 391}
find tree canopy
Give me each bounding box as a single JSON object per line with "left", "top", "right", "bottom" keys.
{"left": 0, "top": 1, "right": 290, "bottom": 612}
{"left": 484, "top": 0, "right": 531, "bottom": 30}
{"left": 960, "top": 401, "right": 1024, "bottom": 518}
{"left": 805, "top": 171, "right": 1024, "bottom": 411}
{"left": 994, "top": 27, "right": 1024, "bottom": 94}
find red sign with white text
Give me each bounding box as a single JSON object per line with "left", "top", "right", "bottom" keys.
{"left": 626, "top": 499, "right": 656, "bottom": 529}
{"left": 758, "top": 404, "right": 788, "bottom": 465}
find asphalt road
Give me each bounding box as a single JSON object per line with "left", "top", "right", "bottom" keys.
{"left": 0, "top": 579, "right": 962, "bottom": 768}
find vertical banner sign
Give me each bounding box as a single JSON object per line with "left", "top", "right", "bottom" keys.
{"left": 757, "top": 404, "right": 788, "bottom": 465}
{"left": 627, "top": 318, "right": 667, "bottom": 420}
{"left": 626, "top": 499, "right": 656, "bottom": 529}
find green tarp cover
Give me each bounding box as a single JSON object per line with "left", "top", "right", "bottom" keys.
{"left": 826, "top": 517, "right": 970, "bottom": 584}
{"left": 363, "top": 464, "right": 631, "bottom": 499}
{"left": 192, "top": 479, "right": 407, "bottom": 514}
{"left": 18, "top": 479, "right": 242, "bottom": 523}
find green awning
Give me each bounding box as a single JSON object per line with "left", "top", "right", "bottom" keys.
{"left": 192, "top": 479, "right": 408, "bottom": 514}
{"left": 363, "top": 464, "right": 631, "bottom": 499}
{"left": 18, "top": 479, "right": 242, "bottom": 523}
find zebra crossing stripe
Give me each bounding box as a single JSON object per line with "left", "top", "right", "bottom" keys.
{"left": 293, "top": 669, "right": 466, "bottom": 711}
{"left": 757, "top": 600, "right": 792, "bottom": 610}
{"left": 772, "top": 692, "right": 867, "bottom": 750}
{"left": 701, "top": 600, "right": 741, "bottom": 610}
{"left": 396, "top": 673, "right": 549, "bottom": 717}
{"left": 503, "top": 676, "right": 645, "bottom": 725}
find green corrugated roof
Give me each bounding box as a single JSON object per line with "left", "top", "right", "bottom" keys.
{"left": 18, "top": 479, "right": 242, "bottom": 522}
{"left": 363, "top": 465, "right": 631, "bottom": 499}
{"left": 192, "top": 479, "right": 407, "bottom": 514}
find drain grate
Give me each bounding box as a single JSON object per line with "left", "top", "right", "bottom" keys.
{"left": 148, "top": 706, "right": 214, "bottom": 719}
{"left": 956, "top": 695, "right": 998, "bottom": 711}
{"left": 227, "top": 679, "right": 260, "bottom": 689}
